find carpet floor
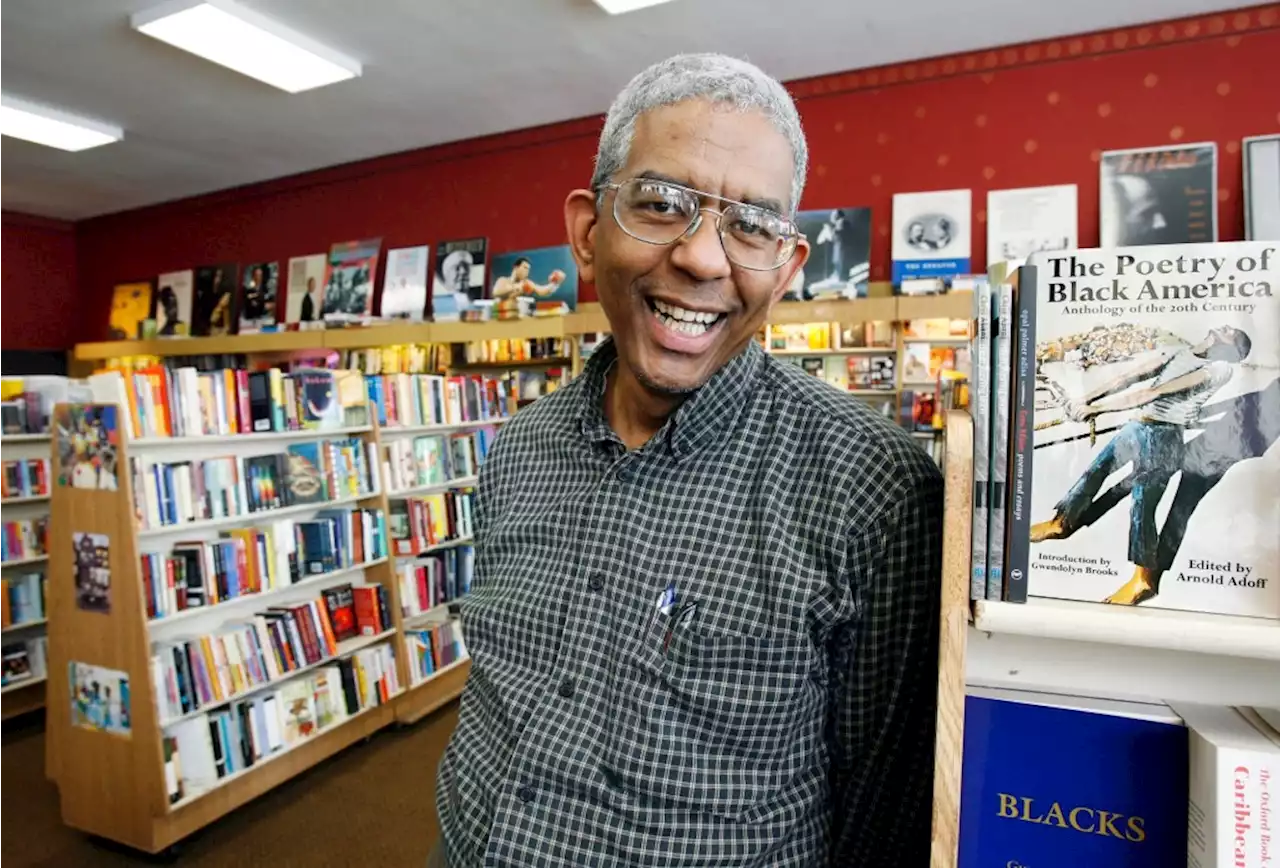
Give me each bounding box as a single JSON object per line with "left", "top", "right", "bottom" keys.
{"left": 2, "top": 702, "right": 458, "bottom": 867}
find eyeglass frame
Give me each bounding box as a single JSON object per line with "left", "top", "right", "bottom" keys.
{"left": 595, "top": 178, "right": 804, "bottom": 272}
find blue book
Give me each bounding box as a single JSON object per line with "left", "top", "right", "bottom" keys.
{"left": 960, "top": 688, "right": 1187, "bottom": 868}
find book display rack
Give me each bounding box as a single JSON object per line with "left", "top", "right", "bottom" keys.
{"left": 1, "top": 432, "right": 53, "bottom": 720}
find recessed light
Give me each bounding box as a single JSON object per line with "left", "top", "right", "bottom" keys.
{"left": 592, "top": 0, "right": 679, "bottom": 13}
{"left": 131, "top": 0, "right": 361, "bottom": 94}
{"left": 0, "top": 96, "right": 123, "bottom": 152}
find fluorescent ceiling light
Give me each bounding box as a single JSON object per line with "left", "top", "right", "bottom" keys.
{"left": 131, "top": 0, "right": 361, "bottom": 94}
{"left": 593, "top": 0, "right": 678, "bottom": 13}
{"left": 0, "top": 96, "right": 123, "bottom": 151}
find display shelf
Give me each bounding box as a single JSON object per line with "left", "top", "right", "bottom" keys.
{"left": 569, "top": 303, "right": 610, "bottom": 334}
{"left": 897, "top": 291, "right": 973, "bottom": 321}
{"left": 450, "top": 357, "right": 571, "bottom": 371}
{"left": 770, "top": 296, "right": 897, "bottom": 325}
{"left": 1, "top": 674, "right": 48, "bottom": 695}
{"left": 74, "top": 331, "right": 324, "bottom": 361}
{"left": 136, "top": 490, "right": 378, "bottom": 538}
{"left": 131, "top": 425, "right": 371, "bottom": 448}
{"left": 386, "top": 476, "right": 478, "bottom": 499}
{"left": 2, "top": 554, "right": 49, "bottom": 568}
{"left": 2, "top": 618, "right": 49, "bottom": 634}
{"left": 379, "top": 418, "right": 510, "bottom": 437}
{"left": 146, "top": 558, "right": 388, "bottom": 630}
{"left": 320, "top": 322, "right": 433, "bottom": 349}
{"left": 768, "top": 347, "right": 895, "bottom": 356}
{"left": 848, "top": 389, "right": 898, "bottom": 397}
{"left": 393, "top": 656, "right": 470, "bottom": 726}
{"left": 397, "top": 534, "right": 475, "bottom": 558}
{"left": 1, "top": 676, "right": 47, "bottom": 720}
{"left": 1, "top": 494, "right": 51, "bottom": 505}
{"left": 403, "top": 597, "right": 467, "bottom": 630}
{"left": 973, "top": 598, "right": 1280, "bottom": 662}
{"left": 432, "top": 317, "right": 570, "bottom": 344}
{"left": 406, "top": 655, "right": 470, "bottom": 689}
{"left": 157, "top": 629, "right": 397, "bottom": 729}
{"left": 0, "top": 433, "right": 52, "bottom": 443}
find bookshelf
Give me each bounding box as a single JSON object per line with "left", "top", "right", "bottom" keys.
{"left": 2, "top": 432, "right": 53, "bottom": 720}
{"left": 45, "top": 411, "right": 473, "bottom": 853}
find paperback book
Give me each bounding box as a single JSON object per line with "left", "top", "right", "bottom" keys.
{"left": 432, "top": 238, "right": 488, "bottom": 321}
{"left": 785, "top": 207, "right": 871, "bottom": 299}
{"left": 285, "top": 254, "right": 327, "bottom": 328}
{"left": 891, "top": 189, "right": 971, "bottom": 286}
{"left": 238, "top": 262, "right": 279, "bottom": 333}
{"left": 322, "top": 239, "right": 381, "bottom": 324}
{"left": 155, "top": 270, "right": 194, "bottom": 337}
{"left": 1100, "top": 143, "right": 1217, "bottom": 247}
{"left": 380, "top": 245, "right": 430, "bottom": 320}
{"left": 1016, "top": 241, "right": 1278, "bottom": 618}
{"left": 192, "top": 263, "right": 238, "bottom": 337}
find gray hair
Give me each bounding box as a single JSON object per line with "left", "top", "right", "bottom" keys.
{"left": 590, "top": 53, "right": 808, "bottom": 215}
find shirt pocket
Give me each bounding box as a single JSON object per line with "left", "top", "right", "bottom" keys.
{"left": 605, "top": 621, "right": 819, "bottom": 822}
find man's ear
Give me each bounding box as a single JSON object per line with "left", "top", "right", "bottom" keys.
{"left": 565, "top": 189, "right": 599, "bottom": 286}
{"left": 769, "top": 236, "right": 810, "bottom": 306}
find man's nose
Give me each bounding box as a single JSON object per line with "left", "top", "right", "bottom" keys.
{"left": 669, "top": 209, "right": 732, "bottom": 281}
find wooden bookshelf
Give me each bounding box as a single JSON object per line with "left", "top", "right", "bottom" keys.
{"left": 1, "top": 676, "right": 47, "bottom": 721}
{"left": 2, "top": 433, "right": 53, "bottom": 722}
{"left": 74, "top": 331, "right": 324, "bottom": 361}
{"left": 45, "top": 409, "right": 471, "bottom": 853}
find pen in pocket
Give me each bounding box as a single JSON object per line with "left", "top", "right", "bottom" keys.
{"left": 663, "top": 600, "right": 699, "bottom": 654}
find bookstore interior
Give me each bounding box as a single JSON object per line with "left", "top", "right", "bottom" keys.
{"left": 1, "top": 1, "right": 1278, "bottom": 866}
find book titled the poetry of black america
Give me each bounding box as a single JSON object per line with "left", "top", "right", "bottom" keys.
{"left": 1013, "top": 241, "right": 1278, "bottom": 619}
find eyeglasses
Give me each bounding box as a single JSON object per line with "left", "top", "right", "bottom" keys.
{"left": 599, "top": 178, "right": 800, "bottom": 271}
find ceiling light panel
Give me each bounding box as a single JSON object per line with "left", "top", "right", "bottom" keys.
{"left": 131, "top": 0, "right": 361, "bottom": 94}
{"left": 592, "top": 0, "right": 679, "bottom": 13}
{"left": 0, "top": 96, "right": 123, "bottom": 151}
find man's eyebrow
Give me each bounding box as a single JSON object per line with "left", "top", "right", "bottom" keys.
{"left": 631, "top": 170, "right": 786, "bottom": 215}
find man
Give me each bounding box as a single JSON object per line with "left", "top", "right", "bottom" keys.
{"left": 299, "top": 276, "right": 317, "bottom": 323}
{"left": 1030, "top": 325, "right": 1252, "bottom": 605}
{"left": 433, "top": 53, "right": 943, "bottom": 868}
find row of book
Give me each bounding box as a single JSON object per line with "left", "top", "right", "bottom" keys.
{"left": 389, "top": 491, "right": 476, "bottom": 557}
{"left": 367, "top": 372, "right": 511, "bottom": 430}
{"left": 1, "top": 518, "right": 48, "bottom": 563}
{"left": 140, "top": 508, "right": 388, "bottom": 620}
{"left": 961, "top": 687, "right": 1279, "bottom": 868}
{"left": 765, "top": 321, "right": 895, "bottom": 353}
{"left": 454, "top": 337, "right": 567, "bottom": 366}
{"left": 91, "top": 366, "right": 371, "bottom": 441}
{"left": 399, "top": 546, "right": 474, "bottom": 620}
{"left": 129, "top": 436, "right": 377, "bottom": 530}
{"left": 2, "top": 635, "right": 47, "bottom": 687}
{"left": 162, "top": 641, "right": 400, "bottom": 804}
{"left": 967, "top": 240, "right": 1277, "bottom": 619}
{"left": 2, "top": 458, "right": 50, "bottom": 500}
{"left": 1, "top": 375, "right": 87, "bottom": 436}
{"left": 406, "top": 619, "right": 467, "bottom": 685}
{"left": 150, "top": 582, "right": 393, "bottom": 722}
{"left": 380, "top": 428, "right": 495, "bottom": 493}
{"left": 2, "top": 572, "right": 46, "bottom": 627}
{"left": 782, "top": 353, "right": 897, "bottom": 392}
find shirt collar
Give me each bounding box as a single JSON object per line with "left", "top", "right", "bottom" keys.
{"left": 577, "top": 336, "right": 765, "bottom": 460}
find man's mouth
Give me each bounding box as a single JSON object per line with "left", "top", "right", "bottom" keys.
{"left": 645, "top": 297, "right": 728, "bottom": 338}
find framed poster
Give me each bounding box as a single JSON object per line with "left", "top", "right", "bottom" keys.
{"left": 1243, "top": 134, "right": 1280, "bottom": 241}
{"left": 1099, "top": 143, "right": 1217, "bottom": 247}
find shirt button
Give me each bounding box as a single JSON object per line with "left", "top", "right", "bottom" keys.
{"left": 587, "top": 573, "right": 604, "bottom": 592}
{"left": 517, "top": 784, "right": 536, "bottom": 804}
{"left": 558, "top": 677, "right": 576, "bottom": 699}
{"left": 616, "top": 464, "right": 635, "bottom": 483}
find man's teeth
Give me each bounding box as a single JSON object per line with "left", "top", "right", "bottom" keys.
{"left": 651, "top": 299, "right": 722, "bottom": 336}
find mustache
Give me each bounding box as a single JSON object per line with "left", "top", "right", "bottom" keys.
{"left": 631, "top": 276, "right": 739, "bottom": 313}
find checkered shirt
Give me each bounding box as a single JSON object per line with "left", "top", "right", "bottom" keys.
{"left": 436, "top": 337, "right": 944, "bottom": 867}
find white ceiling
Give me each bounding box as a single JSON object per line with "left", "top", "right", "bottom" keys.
{"left": 1, "top": 0, "right": 1244, "bottom": 220}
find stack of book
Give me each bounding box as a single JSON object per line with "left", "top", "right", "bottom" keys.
{"left": 399, "top": 545, "right": 474, "bottom": 620}
{"left": 1, "top": 458, "right": 50, "bottom": 499}
{"left": 389, "top": 491, "right": 475, "bottom": 557}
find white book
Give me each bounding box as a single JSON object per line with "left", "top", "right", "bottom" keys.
{"left": 169, "top": 716, "right": 219, "bottom": 791}
{"left": 262, "top": 693, "right": 284, "bottom": 751}
{"left": 1173, "top": 702, "right": 1280, "bottom": 868}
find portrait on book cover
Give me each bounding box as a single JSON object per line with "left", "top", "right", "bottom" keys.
{"left": 69, "top": 660, "right": 131, "bottom": 737}
{"left": 53, "top": 403, "right": 119, "bottom": 491}
{"left": 239, "top": 261, "right": 279, "bottom": 333}
{"left": 1100, "top": 143, "right": 1217, "bottom": 247}
{"left": 380, "top": 246, "right": 430, "bottom": 321}
{"left": 1026, "top": 246, "right": 1278, "bottom": 617}
{"left": 72, "top": 531, "right": 112, "bottom": 614}
{"left": 322, "top": 239, "right": 381, "bottom": 324}
{"left": 784, "top": 207, "right": 871, "bottom": 300}
{"left": 891, "top": 189, "right": 972, "bottom": 286}
{"left": 490, "top": 245, "right": 578, "bottom": 316}
{"left": 432, "top": 238, "right": 489, "bottom": 321}
{"left": 284, "top": 254, "right": 327, "bottom": 328}
{"left": 108, "top": 281, "right": 154, "bottom": 340}
{"left": 192, "top": 262, "right": 238, "bottom": 337}
{"left": 154, "top": 269, "right": 194, "bottom": 337}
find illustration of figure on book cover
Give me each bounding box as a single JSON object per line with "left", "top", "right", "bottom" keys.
{"left": 1025, "top": 244, "right": 1278, "bottom": 618}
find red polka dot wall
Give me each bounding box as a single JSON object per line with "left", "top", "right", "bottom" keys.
{"left": 4, "top": 4, "right": 1279, "bottom": 349}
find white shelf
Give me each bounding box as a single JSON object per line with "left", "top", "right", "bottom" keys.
{"left": 1, "top": 674, "right": 47, "bottom": 694}
{"left": 148, "top": 558, "right": 387, "bottom": 630}
{"left": 768, "top": 348, "right": 893, "bottom": 356}
{"left": 130, "top": 425, "right": 371, "bottom": 448}
{"left": 157, "top": 629, "right": 397, "bottom": 729}
{"left": 137, "top": 490, "right": 378, "bottom": 538}
{"left": 847, "top": 389, "right": 898, "bottom": 397}
{"left": 973, "top": 598, "right": 1280, "bottom": 662}
{"left": 380, "top": 418, "right": 509, "bottom": 437}
{"left": 396, "top": 535, "right": 474, "bottom": 558}
{"left": 403, "top": 595, "right": 467, "bottom": 630}
{"left": 1, "top": 494, "right": 50, "bottom": 505}
{"left": 166, "top": 689, "right": 400, "bottom": 813}
{"left": 0, "top": 433, "right": 51, "bottom": 443}
{"left": 406, "top": 654, "right": 470, "bottom": 689}
{"left": 2, "top": 618, "right": 48, "bottom": 634}
{"left": 387, "top": 476, "right": 477, "bottom": 498}
{"left": 1, "top": 555, "right": 48, "bottom": 568}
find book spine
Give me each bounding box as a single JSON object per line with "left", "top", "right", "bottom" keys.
{"left": 987, "top": 278, "right": 1015, "bottom": 600}
{"left": 1004, "top": 263, "right": 1037, "bottom": 603}
{"left": 969, "top": 282, "right": 993, "bottom": 600}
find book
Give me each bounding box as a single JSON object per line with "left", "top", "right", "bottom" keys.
{"left": 969, "top": 280, "right": 993, "bottom": 600}
{"left": 284, "top": 254, "right": 327, "bottom": 327}
{"left": 960, "top": 687, "right": 1187, "bottom": 868}
{"left": 431, "top": 238, "right": 488, "bottom": 322}
{"left": 490, "top": 246, "right": 578, "bottom": 318}
{"left": 155, "top": 269, "right": 194, "bottom": 337}
{"left": 784, "top": 208, "right": 871, "bottom": 300}
{"left": 1018, "top": 242, "right": 1278, "bottom": 617}
{"left": 321, "top": 239, "right": 381, "bottom": 324}
{"left": 238, "top": 262, "right": 279, "bottom": 333}
{"left": 987, "top": 267, "right": 1016, "bottom": 600}
{"left": 891, "top": 189, "right": 972, "bottom": 286}
{"left": 380, "top": 246, "right": 429, "bottom": 320}
{"left": 1101, "top": 143, "right": 1217, "bottom": 247}
{"left": 109, "top": 281, "right": 154, "bottom": 340}
{"left": 987, "top": 184, "right": 1078, "bottom": 265}
{"left": 192, "top": 263, "right": 238, "bottom": 337}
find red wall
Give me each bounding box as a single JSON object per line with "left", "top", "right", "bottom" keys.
{"left": 16, "top": 5, "right": 1280, "bottom": 349}
{"left": 2, "top": 212, "right": 78, "bottom": 350}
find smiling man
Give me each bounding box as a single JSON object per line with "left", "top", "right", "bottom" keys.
{"left": 432, "top": 53, "right": 944, "bottom": 868}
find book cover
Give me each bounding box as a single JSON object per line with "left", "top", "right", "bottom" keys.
{"left": 380, "top": 245, "right": 429, "bottom": 320}
{"left": 108, "top": 281, "right": 153, "bottom": 340}
{"left": 1243, "top": 134, "right": 1280, "bottom": 242}
{"left": 190, "top": 263, "right": 238, "bottom": 337}
{"left": 960, "top": 688, "right": 1187, "bottom": 868}
{"left": 969, "top": 280, "right": 993, "bottom": 600}
{"left": 284, "top": 442, "right": 326, "bottom": 504}
{"left": 293, "top": 368, "right": 339, "bottom": 429}
{"left": 987, "top": 185, "right": 1078, "bottom": 265}
{"left": 322, "top": 583, "right": 357, "bottom": 642}
{"left": 1022, "top": 242, "right": 1278, "bottom": 617}
{"left": 490, "top": 245, "right": 578, "bottom": 317}
{"left": 284, "top": 254, "right": 327, "bottom": 327}
{"left": 1101, "top": 143, "right": 1217, "bottom": 247}
{"left": 155, "top": 270, "right": 194, "bottom": 337}
{"left": 238, "top": 262, "right": 279, "bottom": 333}
{"left": 891, "top": 189, "right": 972, "bottom": 286}
{"left": 987, "top": 267, "right": 1016, "bottom": 600}
{"left": 784, "top": 207, "right": 871, "bottom": 300}
{"left": 432, "top": 237, "right": 488, "bottom": 322}
{"left": 321, "top": 238, "right": 381, "bottom": 324}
